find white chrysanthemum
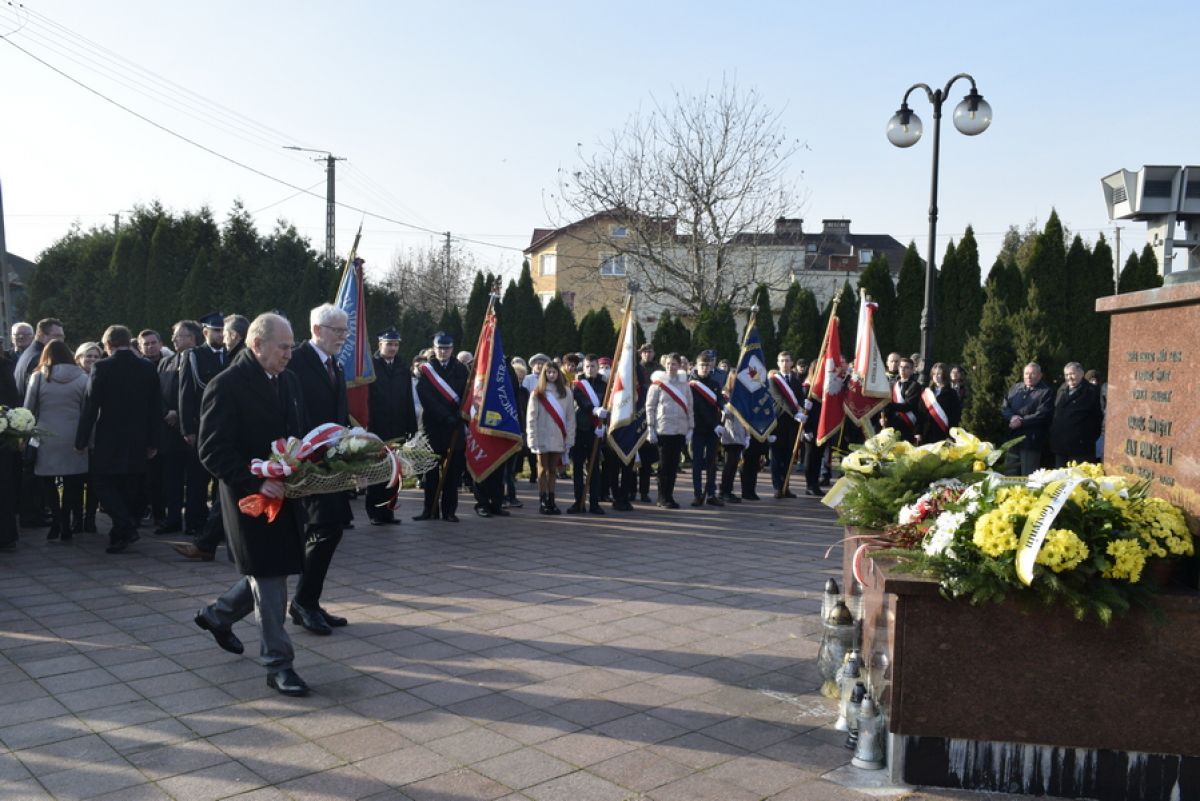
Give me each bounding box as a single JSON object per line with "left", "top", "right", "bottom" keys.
{"left": 899, "top": 503, "right": 921, "bottom": 525}
{"left": 5, "top": 407, "right": 35, "bottom": 433}
{"left": 0, "top": 415, "right": 7, "bottom": 434}
{"left": 923, "top": 511, "right": 966, "bottom": 556}
{"left": 1027, "top": 468, "right": 1069, "bottom": 488}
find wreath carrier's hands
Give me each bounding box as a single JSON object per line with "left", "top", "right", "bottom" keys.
{"left": 596, "top": 408, "right": 610, "bottom": 420}
{"left": 261, "top": 478, "right": 286, "bottom": 499}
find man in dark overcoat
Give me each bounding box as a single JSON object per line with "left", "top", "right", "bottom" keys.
{"left": 414, "top": 331, "right": 469, "bottom": 522}
{"left": 1050, "top": 361, "right": 1104, "bottom": 467}
{"left": 193, "top": 313, "right": 310, "bottom": 696}
{"left": 365, "top": 327, "right": 416, "bottom": 525}
{"left": 0, "top": 351, "right": 20, "bottom": 550}
{"left": 1001, "top": 362, "right": 1055, "bottom": 475}
{"left": 75, "top": 325, "right": 161, "bottom": 553}
{"left": 286, "top": 303, "right": 352, "bottom": 636}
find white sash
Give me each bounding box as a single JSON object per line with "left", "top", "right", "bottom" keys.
{"left": 420, "top": 362, "right": 460, "bottom": 405}
{"left": 539, "top": 391, "right": 568, "bottom": 439}
{"left": 573, "top": 377, "right": 601, "bottom": 409}
{"left": 689, "top": 379, "right": 719, "bottom": 409}
{"left": 893, "top": 380, "right": 917, "bottom": 428}
{"left": 771, "top": 372, "right": 799, "bottom": 413}
{"left": 921, "top": 387, "right": 950, "bottom": 433}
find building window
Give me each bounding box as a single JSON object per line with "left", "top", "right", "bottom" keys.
{"left": 539, "top": 292, "right": 554, "bottom": 308}
{"left": 859, "top": 248, "right": 874, "bottom": 265}
{"left": 600, "top": 253, "right": 627, "bottom": 277}
{"left": 540, "top": 253, "right": 557, "bottom": 276}
{"left": 806, "top": 242, "right": 818, "bottom": 253}
{"left": 610, "top": 225, "right": 629, "bottom": 238}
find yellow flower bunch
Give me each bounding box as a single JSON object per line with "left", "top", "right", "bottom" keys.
{"left": 1035, "top": 528, "right": 1089, "bottom": 573}
{"left": 1127, "top": 497, "right": 1195, "bottom": 558}
{"left": 973, "top": 509, "right": 1019, "bottom": 556}
{"left": 1100, "top": 488, "right": 1129, "bottom": 512}
{"left": 1066, "top": 461, "right": 1105, "bottom": 480}
{"left": 997, "top": 487, "right": 1038, "bottom": 517}
{"left": 1103, "top": 539, "right": 1147, "bottom": 583}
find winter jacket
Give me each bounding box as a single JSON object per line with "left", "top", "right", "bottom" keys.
{"left": 527, "top": 388, "right": 576, "bottom": 454}
{"left": 646, "top": 370, "right": 694, "bottom": 437}
{"left": 24, "top": 364, "right": 89, "bottom": 477}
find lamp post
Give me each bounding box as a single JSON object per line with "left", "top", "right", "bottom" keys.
{"left": 887, "top": 74, "right": 991, "bottom": 379}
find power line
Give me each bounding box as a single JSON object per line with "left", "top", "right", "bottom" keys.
{"left": 0, "top": 22, "right": 524, "bottom": 254}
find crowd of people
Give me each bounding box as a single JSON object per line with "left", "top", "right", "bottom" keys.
{"left": 0, "top": 310, "right": 1108, "bottom": 696}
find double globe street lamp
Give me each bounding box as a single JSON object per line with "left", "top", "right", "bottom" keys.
{"left": 886, "top": 74, "right": 992, "bottom": 378}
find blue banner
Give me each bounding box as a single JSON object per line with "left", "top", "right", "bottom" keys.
{"left": 726, "top": 319, "right": 777, "bottom": 442}
{"left": 464, "top": 310, "right": 522, "bottom": 481}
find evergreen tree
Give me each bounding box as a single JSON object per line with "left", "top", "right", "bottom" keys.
{"left": 1063, "top": 234, "right": 1094, "bottom": 368}
{"left": 835, "top": 281, "right": 858, "bottom": 356}
{"left": 438, "top": 306, "right": 464, "bottom": 347}
{"left": 215, "top": 201, "right": 263, "bottom": 314}
{"left": 144, "top": 216, "right": 183, "bottom": 335}
{"left": 651, "top": 310, "right": 692, "bottom": 357}
{"left": 691, "top": 302, "right": 738, "bottom": 363}
{"left": 856, "top": 254, "right": 897, "bottom": 352}
{"left": 462, "top": 270, "right": 489, "bottom": 351}
{"left": 1078, "top": 235, "right": 1115, "bottom": 374}
{"left": 750, "top": 284, "right": 779, "bottom": 363}
{"left": 775, "top": 282, "right": 800, "bottom": 343}
{"left": 1021, "top": 209, "right": 1069, "bottom": 354}
{"left": 936, "top": 227, "right": 983, "bottom": 367}
{"left": 290, "top": 259, "right": 328, "bottom": 327}
{"left": 961, "top": 288, "right": 1019, "bottom": 444}
{"left": 634, "top": 321, "right": 647, "bottom": 349}
{"left": 107, "top": 228, "right": 150, "bottom": 328}
{"left": 894, "top": 241, "right": 924, "bottom": 356}
{"left": 1010, "top": 282, "right": 1058, "bottom": 385}
{"left": 1139, "top": 244, "right": 1163, "bottom": 289}
{"left": 780, "top": 287, "right": 822, "bottom": 361}
{"left": 542, "top": 293, "right": 580, "bottom": 356}
{"left": 1117, "top": 252, "right": 1142, "bottom": 293}
{"left": 984, "top": 257, "right": 1025, "bottom": 315}
{"left": 579, "top": 306, "right": 617, "bottom": 356}
{"left": 503, "top": 261, "right": 543, "bottom": 359}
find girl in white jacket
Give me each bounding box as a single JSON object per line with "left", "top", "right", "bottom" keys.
{"left": 645, "top": 353, "right": 694, "bottom": 508}
{"left": 526, "top": 363, "right": 575, "bottom": 514}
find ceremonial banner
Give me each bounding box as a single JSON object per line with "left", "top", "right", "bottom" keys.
{"left": 462, "top": 309, "right": 522, "bottom": 481}
{"left": 725, "top": 317, "right": 777, "bottom": 442}
{"left": 843, "top": 293, "right": 891, "bottom": 431}
{"left": 809, "top": 307, "right": 846, "bottom": 446}
{"left": 334, "top": 225, "right": 374, "bottom": 426}
{"left": 1015, "top": 477, "right": 1086, "bottom": 586}
{"left": 606, "top": 303, "right": 648, "bottom": 465}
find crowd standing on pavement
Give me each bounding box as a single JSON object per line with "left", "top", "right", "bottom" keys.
{"left": 0, "top": 312, "right": 1108, "bottom": 696}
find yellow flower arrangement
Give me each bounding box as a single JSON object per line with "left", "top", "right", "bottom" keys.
{"left": 1126, "top": 497, "right": 1195, "bottom": 558}
{"left": 1103, "top": 539, "right": 1147, "bottom": 583}
{"left": 972, "top": 509, "right": 1019, "bottom": 556}
{"left": 1035, "top": 528, "right": 1089, "bottom": 573}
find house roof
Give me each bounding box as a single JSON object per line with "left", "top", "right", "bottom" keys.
{"left": 524, "top": 211, "right": 680, "bottom": 254}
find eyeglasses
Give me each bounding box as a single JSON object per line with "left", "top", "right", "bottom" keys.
{"left": 320, "top": 325, "right": 349, "bottom": 335}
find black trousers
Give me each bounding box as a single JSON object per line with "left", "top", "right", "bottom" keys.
{"left": 770, "top": 422, "right": 798, "bottom": 490}
{"left": 423, "top": 446, "right": 465, "bottom": 516}
{"left": 294, "top": 523, "right": 343, "bottom": 609}
{"left": 571, "top": 433, "right": 603, "bottom": 504}
{"left": 805, "top": 437, "right": 829, "bottom": 492}
{"left": 142, "top": 454, "right": 166, "bottom": 523}
{"left": 41, "top": 475, "right": 83, "bottom": 533}
{"left": 656, "top": 434, "right": 685, "bottom": 502}
{"left": 18, "top": 460, "right": 43, "bottom": 525}
{"left": 163, "top": 448, "right": 211, "bottom": 532}
{"left": 473, "top": 468, "right": 506, "bottom": 511}
{"left": 92, "top": 473, "right": 142, "bottom": 543}
{"left": 720, "top": 443, "right": 743, "bottom": 496}
{"left": 742, "top": 440, "right": 769, "bottom": 496}
{"left": 0, "top": 454, "right": 18, "bottom": 546}
{"left": 365, "top": 481, "right": 397, "bottom": 521}
{"left": 637, "top": 442, "right": 658, "bottom": 497}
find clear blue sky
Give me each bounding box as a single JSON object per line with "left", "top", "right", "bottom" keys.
{"left": 3, "top": 0, "right": 1196, "bottom": 290}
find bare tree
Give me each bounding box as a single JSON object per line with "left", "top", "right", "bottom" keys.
{"left": 553, "top": 81, "right": 801, "bottom": 317}
{"left": 381, "top": 243, "right": 474, "bottom": 314}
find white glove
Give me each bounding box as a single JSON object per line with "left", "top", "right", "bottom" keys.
{"left": 803, "top": 432, "right": 814, "bottom": 442}
{"left": 768, "top": 435, "right": 777, "bottom": 443}
{"left": 803, "top": 399, "right": 814, "bottom": 411}
{"left": 686, "top": 432, "right": 693, "bottom": 446}
{"left": 742, "top": 436, "right": 751, "bottom": 448}
{"left": 594, "top": 425, "right": 605, "bottom": 437}
{"left": 714, "top": 425, "right": 725, "bottom": 437}
{"left": 648, "top": 430, "right": 658, "bottom": 445}
{"left": 596, "top": 408, "right": 609, "bottom": 420}
{"left": 793, "top": 412, "right": 806, "bottom": 423}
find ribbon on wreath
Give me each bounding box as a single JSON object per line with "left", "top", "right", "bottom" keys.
{"left": 239, "top": 423, "right": 351, "bottom": 521}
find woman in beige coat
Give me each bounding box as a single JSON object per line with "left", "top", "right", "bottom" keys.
{"left": 526, "top": 363, "right": 575, "bottom": 514}
{"left": 646, "top": 353, "right": 694, "bottom": 508}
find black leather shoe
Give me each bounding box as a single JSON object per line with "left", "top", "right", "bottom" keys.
{"left": 743, "top": 492, "right": 760, "bottom": 501}
{"left": 806, "top": 487, "right": 822, "bottom": 496}
{"left": 588, "top": 503, "right": 605, "bottom": 515}
{"left": 706, "top": 496, "right": 725, "bottom": 507}
{"left": 690, "top": 496, "right": 705, "bottom": 507}
{"left": 505, "top": 497, "right": 523, "bottom": 508}
{"left": 267, "top": 668, "right": 309, "bottom": 697}
{"left": 475, "top": 506, "right": 491, "bottom": 518}
{"left": 154, "top": 522, "right": 183, "bottom": 535}
{"left": 105, "top": 539, "right": 130, "bottom": 554}
{"left": 412, "top": 511, "right": 434, "bottom": 521}
{"left": 490, "top": 507, "right": 510, "bottom": 517}
{"left": 443, "top": 513, "right": 459, "bottom": 523}
{"left": 289, "top": 603, "right": 332, "bottom": 635}
{"left": 193, "top": 611, "right": 244, "bottom": 654}
{"left": 612, "top": 500, "right": 633, "bottom": 511}
{"left": 721, "top": 493, "right": 742, "bottom": 504}
{"left": 638, "top": 494, "right": 652, "bottom": 503}
{"left": 319, "top": 608, "right": 347, "bottom": 627}
{"left": 566, "top": 502, "right": 585, "bottom": 514}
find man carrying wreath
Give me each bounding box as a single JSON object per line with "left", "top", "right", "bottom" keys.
{"left": 193, "top": 313, "right": 311, "bottom": 697}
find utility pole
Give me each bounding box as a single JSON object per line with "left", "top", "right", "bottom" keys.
{"left": 444, "top": 231, "right": 452, "bottom": 278}
{"left": 283, "top": 146, "right": 345, "bottom": 264}
{"left": 113, "top": 213, "right": 120, "bottom": 232}
{"left": 1113, "top": 225, "right": 1122, "bottom": 293}
{"left": 0, "top": 179, "right": 13, "bottom": 336}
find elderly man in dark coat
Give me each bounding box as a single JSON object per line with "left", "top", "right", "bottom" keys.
{"left": 1050, "top": 361, "right": 1104, "bottom": 467}
{"left": 75, "top": 325, "right": 162, "bottom": 554}
{"left": 193, "top": 313, "right": 310, "bottom": 696}
{"left": 1001, "top": 362, "right": 1055, "bottom": 475}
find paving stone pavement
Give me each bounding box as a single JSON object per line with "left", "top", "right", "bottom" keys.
{"left": 0, "top": 483, "right": 1031, "bottom": 801}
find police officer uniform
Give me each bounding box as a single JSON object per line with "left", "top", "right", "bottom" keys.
{"left": 414, "top": 332, "right": 469, "bottom": 522}
{"left": 365, "top": 328, "right": 417, "bottom": 524}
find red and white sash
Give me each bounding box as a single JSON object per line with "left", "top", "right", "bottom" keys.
{"left": 770, "top": 372, "right": 800, "bottom": 414}
{"left": 574, "top": 377, "right": 604, "bottom": 425}
{"left": 538, "top": 391, "right": 569, "bottom": 440}
{"left": 689, "top": 379, "right": 719, "bottom": 410}
{"left": 921, "top": 387, "right": 950, "bottom": 433}
{"left": 419, "top": 362, "right": 460, "bottom": 406}
{"left": 654, "top": 379, "right": 689, "bottom": 413}
{"left": 893, "top": 380, "right": 917, "bottom": 429}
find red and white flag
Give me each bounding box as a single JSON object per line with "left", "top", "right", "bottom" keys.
{"left": 843, "top": 292, "right": 891, "bottom": 432}
{"left": 809, "top": 308, "right": 846, "bottom": 446}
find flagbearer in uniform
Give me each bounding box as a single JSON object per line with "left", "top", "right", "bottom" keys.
{"left": 688, "top": 351, "right": 725, "bottom": 507}
{"left": 365, "top": 327, "right": 416, "bottom": 525}
{"left": 568, "top": 354, "right": 608, "bottom": 514}
{"left": 415, "top": 332, "right": 469, "bottom": 522}
{"left": 286, "top": 304, "right": 351, "bottom": 635}
{"left": 768, "top": 351, "right": 809, "bottom": 498}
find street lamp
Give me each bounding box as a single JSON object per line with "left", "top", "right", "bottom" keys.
{"left": 886, "top": 74, "right": 991, "bottom": 378}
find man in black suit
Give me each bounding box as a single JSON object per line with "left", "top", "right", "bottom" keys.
{"left": 159, "top": 320, "right": 210, "bottom": 539}
{"left": 883, "top": 357, "right": 922, "bottom": 443}
{"left": 193, "top": 312, "right": 310, "bottom": 697}
{"left": 1050, "top": 361, "right": 1103, "bottom": 467}
{"left": 75, "top": 325, "right": 162, "bottom": 554}
{"left": 286, "top": 303, "right": 351, "bottom": 635}
{"left": 365, "top": 327, "right": 416, "bottom": 525}
{"left": 414, "top": 331, "right": 469, "bottom": 522}
{"left": 0, "top": 351, "right": 20, "bottom": 550}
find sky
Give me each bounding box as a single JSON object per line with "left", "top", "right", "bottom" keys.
{"left": 3, "top": 0, "right": 1198, "bottom": 292}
